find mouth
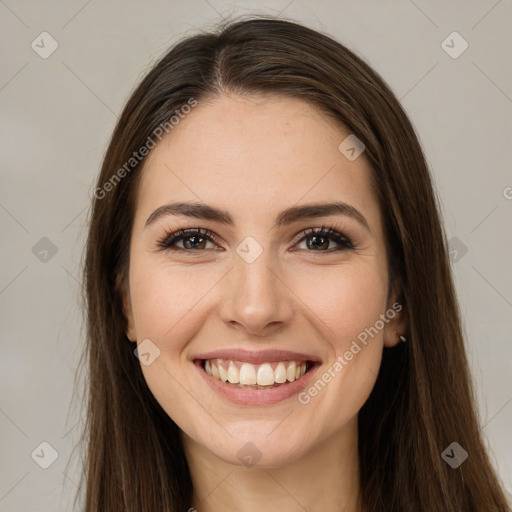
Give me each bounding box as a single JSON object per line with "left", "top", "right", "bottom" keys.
{"left": 193, "top": 349, "right": 321, "bottom": 405}
{"left": 200, "top": 358, "right": 315, "bottom": 389}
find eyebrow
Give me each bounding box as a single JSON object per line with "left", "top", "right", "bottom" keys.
{"left": 144, "top": 201, "right": 371, "bottom": 233}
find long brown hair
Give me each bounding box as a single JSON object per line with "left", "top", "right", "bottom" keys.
{"left": 77, "top": 15, "right": 510, "bottom": 511}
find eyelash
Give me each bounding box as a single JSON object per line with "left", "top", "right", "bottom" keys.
{"left": 155, "top": 224, "right": 355, "bottom": 255}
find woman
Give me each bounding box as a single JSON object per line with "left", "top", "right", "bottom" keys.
{"left": 78, "top": 15, "right": 510, "bottom": 511}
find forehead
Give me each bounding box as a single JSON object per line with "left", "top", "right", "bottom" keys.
{"left": 135, "top": 94, "right": 380, "bottom": 231}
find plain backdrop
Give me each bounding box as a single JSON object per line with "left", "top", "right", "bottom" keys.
{"left": 0, "top": 1, "right": 511, "bottom": 510}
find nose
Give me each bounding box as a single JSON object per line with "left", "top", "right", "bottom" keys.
{"left": 218, "top": 247, "right": 294, "bottom": 337}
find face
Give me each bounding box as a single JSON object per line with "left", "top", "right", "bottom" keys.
{"left": 121, "top": 94, "right": 406, "bottom": 468}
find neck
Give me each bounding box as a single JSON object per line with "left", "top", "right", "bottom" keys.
{"left": 183, "top": 417, "right": 363, "bottom": 512}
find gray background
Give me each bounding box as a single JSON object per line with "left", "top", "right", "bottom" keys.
{"left": 1, "top": 0, "right": 511, "bottom": 510}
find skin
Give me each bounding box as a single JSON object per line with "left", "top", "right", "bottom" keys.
{"left": 121, "top": 93, "right": 408, "bottom": 512}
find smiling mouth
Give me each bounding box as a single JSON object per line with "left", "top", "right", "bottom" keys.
{"left": 199, "top": 359, "right": 315, "bottom": 389}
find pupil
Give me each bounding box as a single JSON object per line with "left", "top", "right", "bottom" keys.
{"left": 185, "top": 236, "right": 205, "bottom": 249}
{"left": 308, "top": 235, "right": 328, "bottom": 250}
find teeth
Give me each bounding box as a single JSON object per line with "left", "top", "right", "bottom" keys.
{"left": 204, "top": 359, "right": 309, "bottom": 387}
{"left": 218, "top": 362, "right": 228, "bottom": 382}
{"left": 257, "top": 363, "right": 275, "bottom": 386}
{"left": 287, "top": 361, "right": 297, "bottom": 382}
{"left": 239, "top": 363, "right": 257, "bottom": 385}
{"left": 274, "top": 362, "right": 287, "bottom": 383}
{"left": 227, "top": 361, "right": 240, "bottom": 384}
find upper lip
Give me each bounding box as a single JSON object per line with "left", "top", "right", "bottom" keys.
{"left": 193, "top": 348, "right": 321, "bottom": 364}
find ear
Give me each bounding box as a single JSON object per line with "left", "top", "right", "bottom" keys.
{"left": 383, "top": 285, "right": 409, "bottom": 348}
{"left": 116, "top": 271, "right": 137, "bottom": 343}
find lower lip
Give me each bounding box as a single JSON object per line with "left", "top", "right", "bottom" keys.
{"left": 194, "top": 360, "right": 320, "bottom": 406}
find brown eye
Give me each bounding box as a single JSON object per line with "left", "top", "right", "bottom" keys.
{"left": 295, "top": 227, "right": 354, "bottom": 252}
{"left": 157, "top": 228, "right": 218, "bottom": 251}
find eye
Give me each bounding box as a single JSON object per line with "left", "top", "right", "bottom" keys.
{"left": 156, "top": 227, "right": 219, "bottom": 251}
{"left": 293, "top": 226, "right": 355, "bottom": 253}
{"left": 156, "top": 225, "right": 355, "bottom": 254}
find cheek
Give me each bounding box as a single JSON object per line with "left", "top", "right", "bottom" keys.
{"left": 289, "top": 267, "right": 388, "bottom": 436}
{"left": 292, "top": 262, "right": 388, "bottom": 399}
{"left": 127, "top": 248, "right": 390, "bottom": 456}
{"left": 129, "top": 248, "right": 389, "bottom": 357}
{"left": 128, "top": 259, "right": 217, "bottom": 345}
{"left": 292, "top": 261, "right": 389, "bottom": 346}
{"left": 128, "top": 260, "right": 213, "bottom": 432}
